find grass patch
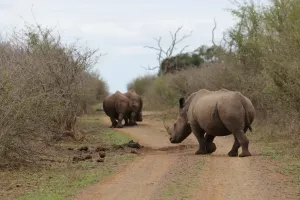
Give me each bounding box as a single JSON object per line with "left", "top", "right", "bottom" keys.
{"left": 91, "top": 103, "right": 102, "bottom": 111}
{"left": 248, "top": 124, "right": 300, "bottom": 188}
{"left": 17, "top": 154, "right": 135, "bottom": 200}
{"left": 1, "top": 114, "right": 137, "bottom": 200}
{"left": 103, "top": 129, "right": 132, "bottom": 145}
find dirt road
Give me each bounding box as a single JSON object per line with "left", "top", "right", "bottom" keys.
{"left": 75, "top": 112, "right": 299, "bottom": 200}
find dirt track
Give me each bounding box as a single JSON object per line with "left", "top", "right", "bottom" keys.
{"left": 74, "top": 112, "right": 299, "bottom": 200}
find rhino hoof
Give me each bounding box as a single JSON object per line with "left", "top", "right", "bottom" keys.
{"left": 239, "top": 152, "right": 252, "bottom": 157}
{"left": 228, "top": 151, "right": 238, "bottom": 157}
{"left": 195, "top": 149, "right": 207, "bottom": 155}
{"left": 116, "top": 124, "right": 123, "bottom": 128}
{"left": 206, "top": 143, "right": 216, "bottom": 154}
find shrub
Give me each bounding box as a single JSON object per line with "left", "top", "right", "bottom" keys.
{"left": 0, "top": 23, "right": 108, "bottom": 166}
{"left": 127, "top": 74, "right": 156, "bottom": 95}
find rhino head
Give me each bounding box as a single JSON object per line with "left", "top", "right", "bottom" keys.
{"left": 164, "top": 97, "right": 192, "bottom": 143}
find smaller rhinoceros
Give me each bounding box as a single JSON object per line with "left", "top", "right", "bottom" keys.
{"left": 102, "top": 91, "right": 131, "bottom": 128}
{"left": 123, "top": 90, "right": 143, "bottom": 126}
{"left": 163, "top": 88, "right": 255, "bottom": 157}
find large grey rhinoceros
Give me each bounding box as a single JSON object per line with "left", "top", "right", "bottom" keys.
{"left": 123, "top": 90, "right": 143, "bottom": 126}
{"left": 163, "top": 88, "right": 255, "bottom": 157}
{"left": 103, "top": 91, "right": 131, "bottom": 128}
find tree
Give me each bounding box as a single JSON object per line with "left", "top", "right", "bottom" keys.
{"left": 142, "top": 26, "right": 193, "bottom": 76}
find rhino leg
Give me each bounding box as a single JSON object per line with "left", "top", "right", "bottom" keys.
{"left": 116, "top": 113, "right": 124, "bottom": 128}
{"left": 234, "top": 130, "right": 251, "bottom": 157}
{"left": 204, "top": 134, "right": 216, "bottom": 154}
{"left": 228, "top": 135, "right": 240, "bottom": 157}
{"left": 110, "top": 117, "right": 118, "bottom": 128}
{"left": 124, "top": 117, "right": 129, "bottom": 126}
{"left": 129, "top": 112, "right": 138, "bottom": 126}
{"left": 191, "top": 124, "right": 207, "bottom": 155}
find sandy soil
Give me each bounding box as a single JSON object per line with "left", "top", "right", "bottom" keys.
{"left": 74, "top": 112, "right": 299, "bottom": 200}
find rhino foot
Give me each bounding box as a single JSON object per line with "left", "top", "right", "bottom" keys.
{"left": 228, "top": 150, "right": 238, "bottom": 157}
{"left": 195, "top": 149, "right": 207, "bottom": 155}
{"left": 116, "top": 124, "right": 123, "bottom": 128}
{"left": 129, "top": 121, "right": 138, "bottom": 126}
{"left": 239, "top": 152, "right": 252, "bottom": 157}
{"left": 206, "top": 143, "right": 216, "bottom": 154}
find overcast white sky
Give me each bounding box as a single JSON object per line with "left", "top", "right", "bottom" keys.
{"left": 0, "top": 0, "right": 254, "bottom": 93}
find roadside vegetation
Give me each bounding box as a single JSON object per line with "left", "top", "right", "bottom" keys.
{"left": 0, "top": 21, "right": 138, "bottom": 199}
{"left": 127, "top": 0, "right": 300, "bottom": 185}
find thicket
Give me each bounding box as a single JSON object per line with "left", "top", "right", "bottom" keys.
{"left": 0, "top": 23, "right": 108, "bottom": 166}
{"left": 128, "top": 0, "right": 300, "bottom": 145}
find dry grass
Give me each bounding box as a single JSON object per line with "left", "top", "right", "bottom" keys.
{"left": 0, "top": 113, "right": 136, "bottom": 200}
{"left": 0, "top": 23, "right": 108, "bottom": 166}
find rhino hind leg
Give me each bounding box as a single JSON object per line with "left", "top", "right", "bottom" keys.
{"left": 116, "top": 113, "right": 124, "bottom": 128}
{"left": 124, "top": 117, "right": 129, "bottom": 126}
{"left": 234, "top": 130, "right": 251, "bottom": 157}
{"left": 228, "top": 135, "right": 240, "bottom": 157}
{"left": 109, "top": 117, "right": 118, "bottom": 128}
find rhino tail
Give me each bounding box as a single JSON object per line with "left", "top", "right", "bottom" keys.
{"left": 241, "top": 99, "right": 252, "bottom": 133}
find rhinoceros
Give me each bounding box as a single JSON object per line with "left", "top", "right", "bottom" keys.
{"left": 103, "top": 91, "right": 131, "bottom": 128}
{"left": 123, "top": 90, "right": 143, "bottom": 126}
{"left": 163, "top": 88, "right": 255, "bottom": 157}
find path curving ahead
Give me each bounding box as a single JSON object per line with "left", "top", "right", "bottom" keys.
{"left": 74, "top": 112, "right": 298, "bottom": 200}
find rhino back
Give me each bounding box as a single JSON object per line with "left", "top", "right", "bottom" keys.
{"left": 188, "top": 90, "right": 248, "bottom": 134}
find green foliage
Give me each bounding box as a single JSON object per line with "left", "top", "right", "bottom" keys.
{"left": 158, "top": 53, "right": 204, "bottom": 75}
{"left": 126, "top": 74, "right": 156, "bottom": 95}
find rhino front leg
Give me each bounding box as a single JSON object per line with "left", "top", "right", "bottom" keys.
{"left": 129, "top": 112, "right": 137, "bottom": 126}
{"left": 228, "top": 135, "right": 240, "bottom": 157}
{"left": 190, "top": 123, "right": 207, "bottom": 155}
{"left": 204, "top": 134, "right": 216, "bottom": 154}
{"left": 234, "top": 130, "right": 251, "bottom": 157}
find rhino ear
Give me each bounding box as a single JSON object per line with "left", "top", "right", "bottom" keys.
{"left": 179, "top": 97, "right": 185, "bottom": 109}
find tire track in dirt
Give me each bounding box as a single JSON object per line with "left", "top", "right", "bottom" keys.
{"left": 74, "top": 112, "right": 299, "bottom": 200}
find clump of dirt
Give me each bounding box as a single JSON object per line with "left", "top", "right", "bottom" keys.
{"left": 99, "top": 152, "right": 106, "bottom": 158}
{"left": 127, "top": 140, "right": 142, "bottom": 149}
{"left": 112, "top": 140, "right": 143, "bottom": 150}
{"left": 70, "top": 141, "right": 142, "bottom": 163}
{"left": 77, "top": 146, "right": 88, "bottom": 151}
{"left": 95, "top": 146, "right": 108, "bottom": 152}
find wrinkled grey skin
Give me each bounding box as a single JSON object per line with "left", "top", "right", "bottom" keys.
{"left": 164, "top": 88, "right": 255, "bottom": 157}
{"left": 103, "top": 91, "right": 131, "bottom": 128}
{"left": 123, "top": 91, "right": 143, "bottom": 126}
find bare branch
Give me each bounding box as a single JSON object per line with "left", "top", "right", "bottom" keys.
{"left": 179, "top": 45, "right": 190, "bottom": 54}
{"left": 140, "top": 65, "right": 160, "bottom": 71}
{"left": 212, "top": 18, "right": 217, "bottom": 46}
{"left": 142, "top": 26, "right": 193, "bottom": 73}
